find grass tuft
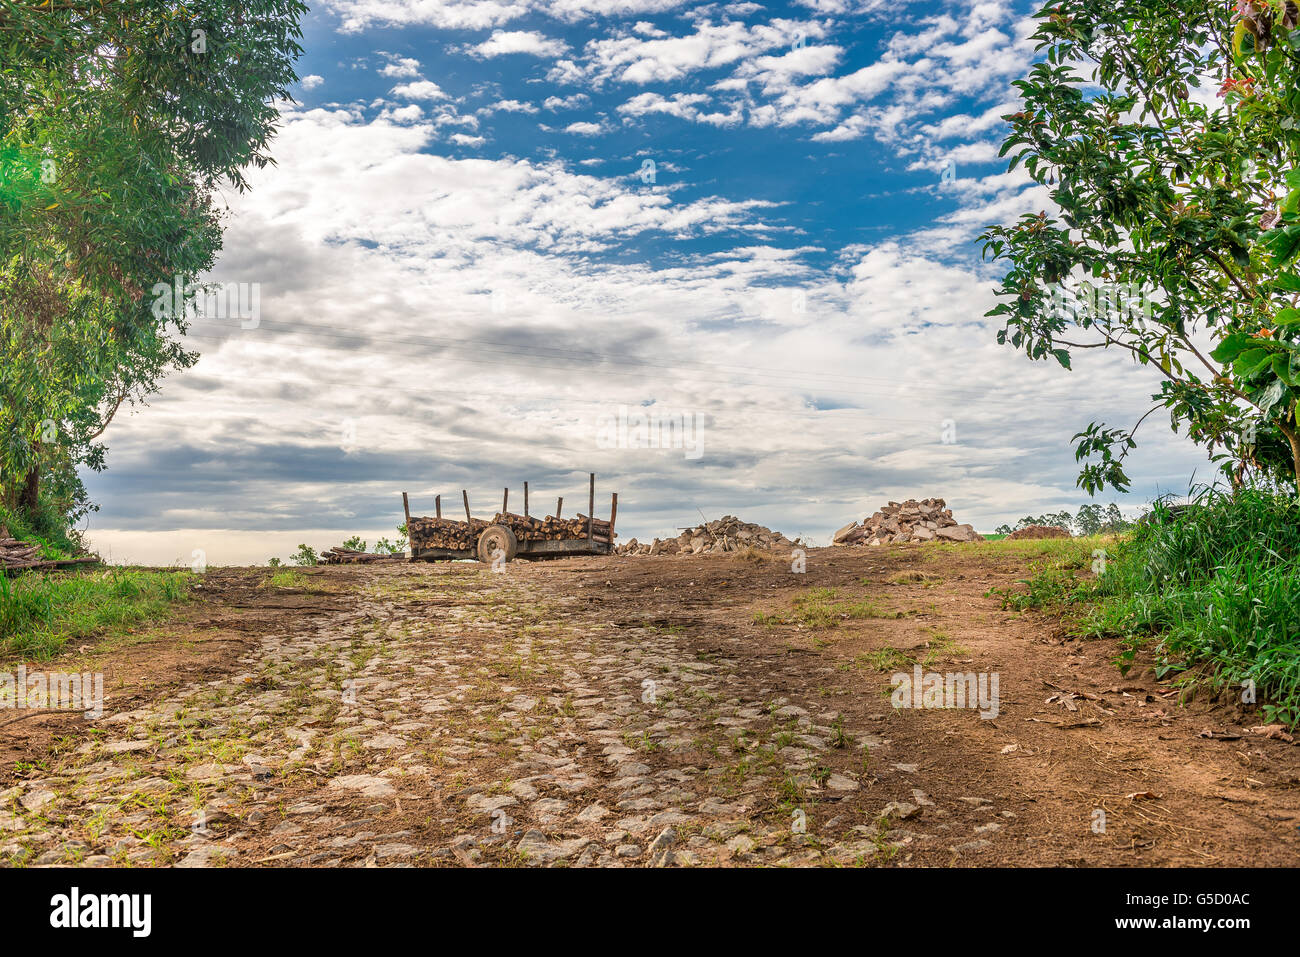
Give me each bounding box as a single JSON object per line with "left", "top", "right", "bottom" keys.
{"left": 998, "top": 489, "right": 1300, "bottom": 726}
{"left": 0, "top": 568, "right": 192, "bottom": 659}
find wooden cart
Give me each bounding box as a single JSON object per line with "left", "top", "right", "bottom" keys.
{"left": 403, "top": 473, "right": 618, "bottom": 564}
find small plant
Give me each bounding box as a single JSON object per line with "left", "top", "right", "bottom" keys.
{"left": 828, "top": 714, "right": 849, "bottom": 749}
{"left": 288, "top": 544, "right": 318, "bottom": 567}
{"left": 263, "top": 570, "right": 308, "bottom": 589}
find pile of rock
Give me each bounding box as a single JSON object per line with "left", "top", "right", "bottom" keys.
{"left": 1006, "top": 524, "right": 1070, "bottom": 540}
{"left": 617, "top": 516, "right": 798, "bottom": 556}
{"left": 833, "top": 498, "right": 983, "bottom": 546}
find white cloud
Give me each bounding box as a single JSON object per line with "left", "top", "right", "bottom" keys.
{"left": 617, "top": 91, "right": 709, "bottom": 119}
{"left": 616, "top": 91, "right": 744, "bottom": 127}
{"left": 378, "top": 55, "right": 422, "bottom": 78}
{"left": 86, "top": 2, "right": 1217, "bottom": 565}
{"left": 300, "top": 74, "right": 325, "bottom": 90}
{"left": 323, "top": 0, "right": 693, "bottom": 32}
{"left": 381, "top": 104, "right": 425, "bottom": 124}
{"left": 483, "top": 98, "right": 540, "bottom": 114}
{"left": 553, "top": 18, "right": 829, "bottom": 87}
{"left": 90, "top": 102, "right": 1208, "bottom": 563}
{"left": 326, "top": 0, "right": 533, "bottom": 31}
{"left": 543, "top": 93, "right": 591, "bottom": 110}
{"left": 919, "top": 101, "right": 1015, "bottom": 141}
{"left": 390, "top": 80, "right": 450, "bottom": 100}
{"left": 465, "top": 30, "right": 568, "bottom": 58}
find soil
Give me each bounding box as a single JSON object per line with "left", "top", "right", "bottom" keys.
{"left": 1, "top": 544, "right": 1297, "bottom": 867}
{"left": 1006, "top": 525, "right": 1071, "bottom": 540}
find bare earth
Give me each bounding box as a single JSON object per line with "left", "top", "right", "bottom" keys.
{"left": 2, "top": 543, "right": 1298, "bottom": 867}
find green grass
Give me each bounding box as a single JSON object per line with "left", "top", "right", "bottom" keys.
{"left": 0, "top": 568, "right": 193, "bottom": 659}
{"left": 997, "top": 489, "right": 1300, "bottom": 726}
{"left": 0, "top": 503, "right": 80, "bottom": 561}
{"left": 262, "top": 570, "right": 317, "bottom": 590}
{"left": 783, "top": 587, "right": 902, "bottom": 628}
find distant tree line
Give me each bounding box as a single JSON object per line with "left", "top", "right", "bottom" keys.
{"left": 994, "top": 503, "right": 1136, "bottom": 537}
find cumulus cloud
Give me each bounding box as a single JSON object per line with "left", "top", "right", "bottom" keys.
{"left": 464, "top": 29, "right": 568, "bottom": 58}
{"left": 543, "top": 92, "right": 591, "bottom": 110}
{"left": 87, "top": 99, "right": 1208, "bottom": 564}
{"left": 390, "top": 79, "right": 450, "bottom": 100}
{"left": 482, "top": 98, "right": 540, "bottom": 114}
{"left": 378, "top": 55, "right": 422, "bottom": 78}
{"left": 552, "top": 18, "right": 828, "bottom": 87}
{"left": 322, "top": 0, "right": 693, "bottom": 32}
{"left": 563, "top": 119, "right": 606, "bottom": 135}
{"left": 83, "top": 1, "right": 1212, "bottom": 565}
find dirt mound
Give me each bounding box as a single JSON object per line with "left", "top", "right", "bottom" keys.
{"left": 618, "top": 516, "right": 797, "bottom": 556}
{"left": 1006, "top": 524, "right": 1070, "bottom": 540}
{"left": 833, "top": 498, "right": 983, "bottom": 546}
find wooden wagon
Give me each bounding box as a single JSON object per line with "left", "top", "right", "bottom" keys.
{"left": 402, "top": 473, "right": 618, "bottom": 564}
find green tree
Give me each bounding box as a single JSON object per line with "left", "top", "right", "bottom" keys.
{"left": 0, "top": 1, "right": 306, "bottom": 530}
{"left": 981, "top": 0, "right": 1300, "bottom": 493}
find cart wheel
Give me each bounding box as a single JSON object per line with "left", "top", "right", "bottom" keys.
{"left": 476, "top": 525, "right": 518, "bottom": 564}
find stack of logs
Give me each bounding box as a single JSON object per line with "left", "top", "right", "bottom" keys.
{"left": 320, "top": 546, "right": 406, "bottom": 565}
{"left": 490, "top": 512, "right": 613, "bottom": 544}
{"left": 407, "top": 516, "right": 489, "bottom": 551}
{"left": 0, "top": 536, "right": 99, "bottom": 573}
{"left": 407, "top": 512, "right": 614, "bottom": 551}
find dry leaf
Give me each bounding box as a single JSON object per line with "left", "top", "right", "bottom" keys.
{"left": 1247, "top": 724, "right": 1295, "bottom": 743}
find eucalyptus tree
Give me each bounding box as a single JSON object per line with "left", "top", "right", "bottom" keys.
{"left": 0, "top": 0, "right": 306, "bottom": 527}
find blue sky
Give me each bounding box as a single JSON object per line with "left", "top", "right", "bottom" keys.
{"left": 82, "top": 0, "right": 1215, "bottom": 565}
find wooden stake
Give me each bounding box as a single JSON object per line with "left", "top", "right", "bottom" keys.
{"left": 402, "top": 492, "right": 411, "bottom": 529}
{"left": 609, "top": 492, "right": 618, "bottom": 542}
{"left": 463, "top": 490, "right": 472, "bottom": 522}
{"left": 503, "top": 487, "right": 509, "bottom": 514}
{"left": 524, "top": 482, "right": 529, "bottom": 518}
{"left": 435, "top": 495, "right": 441, "bottom": 519}
{"left": 588, "top": 473, "right": 595, "bottom": 541}
{"left": 556, "top": 497, "right": 563, "bottom": 518}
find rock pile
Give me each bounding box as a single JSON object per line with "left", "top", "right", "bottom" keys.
{"left": 833, "top": 498, "right": 983, "bottom": 546}
{"left": 1006, "top": 524, "right": 1070, "bottom": 540}
{"left": 617, "top": 516, "right": 798, "bottom": 556}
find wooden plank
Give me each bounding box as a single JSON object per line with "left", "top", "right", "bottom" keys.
{"left": 463, "top": 490, "right": 472, "bottom": 523}
{"left": 588, "top": 472, "right": 595, "bottom": 542}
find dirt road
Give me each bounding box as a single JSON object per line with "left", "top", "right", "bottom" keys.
{"left": 3, "top": 543, "right": 1298, "bottom": 867}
